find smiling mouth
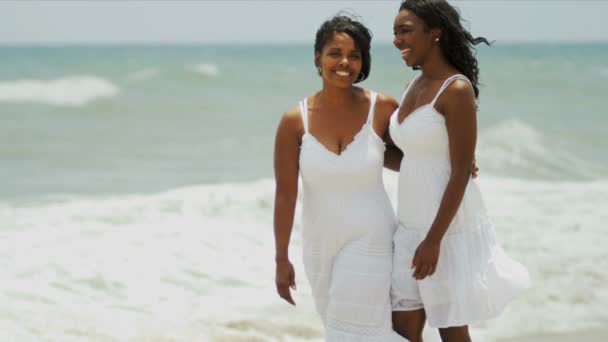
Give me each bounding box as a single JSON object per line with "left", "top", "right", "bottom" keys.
{"left": 335, "top": 70, "right": 351, "bottom": 77}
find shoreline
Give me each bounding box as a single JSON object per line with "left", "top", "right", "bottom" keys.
{"left": 496, "top": 328, "right": 607, "bottom": 342}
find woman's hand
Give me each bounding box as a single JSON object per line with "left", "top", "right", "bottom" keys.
{"left": 275, "top": 260, "right": 296, "bottom": 305}
{"left": 411, "top": 239, "right": 440, "bottom": 280}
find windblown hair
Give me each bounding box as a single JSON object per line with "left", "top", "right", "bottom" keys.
{"left": 400, "top": 0, "right": 491, "bottom": 97}
{"left": 314, "top": 15, "right": 372, "bottom": 83}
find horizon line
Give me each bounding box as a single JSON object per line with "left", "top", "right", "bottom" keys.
{"left": 1, "top": 39, "right": 607, "bottom": 47}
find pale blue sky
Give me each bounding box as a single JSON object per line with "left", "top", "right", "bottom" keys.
{"left": 1, "top": 0, "right": 607, "bottom": 44}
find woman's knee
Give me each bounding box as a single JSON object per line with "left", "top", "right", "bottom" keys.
{"left": 392, "top": 310, "right": 425, "bottom": 342}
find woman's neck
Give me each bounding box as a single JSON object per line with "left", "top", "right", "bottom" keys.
{"left": 419, "top": 49, "right": 457, "bottom": 80}
{"left": 317, "top": 84, "right": 360, "bottom": 107}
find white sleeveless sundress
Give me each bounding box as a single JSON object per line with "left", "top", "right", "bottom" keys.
{"left": 389, "top": 75, "right": 530, "bottom": 328}
{"left": 299, "top": 91, "right": 406, "bottom": 341}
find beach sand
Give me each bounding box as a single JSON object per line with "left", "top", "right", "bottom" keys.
{"left": 496, "top": 328, "right": 607, "bottom": 342}
{"left": 418, "top": 326, "right": 607, "bottom": 342}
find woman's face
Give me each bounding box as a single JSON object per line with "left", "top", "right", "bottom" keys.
{"left": 393, "top": 9, "right": 438, "bottom": 67}
{"left": 316, "top": 32, "right": 363, "bottom": 88}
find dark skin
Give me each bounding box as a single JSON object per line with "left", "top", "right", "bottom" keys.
{"left": 273, "top": 32, "right": 400, "bottom": 306}
{"left": 391, "top": 8, "right": 477, "bottom": 342}
{"left": 274, "top": 31, "right": 478, "bottom": 310}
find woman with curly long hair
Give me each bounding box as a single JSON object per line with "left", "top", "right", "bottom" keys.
{"left": 389, "top": 1, "right": 530, "bottom": 341}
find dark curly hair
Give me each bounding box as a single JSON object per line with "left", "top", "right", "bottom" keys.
{"left": 314, "top": 15, "right": 372, "bottom": 83}
{"left": 400, "top": 0, "right": 491, "bottom": 97}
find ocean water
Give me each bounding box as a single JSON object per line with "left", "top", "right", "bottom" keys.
{"left": 0, "top": 43, "right": 607, "bottom": 341}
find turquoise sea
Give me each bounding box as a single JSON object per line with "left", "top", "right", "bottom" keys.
{"left": 0, "top": 43, "right": 606, "bottom": 340}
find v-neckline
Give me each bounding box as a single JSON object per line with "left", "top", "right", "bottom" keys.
{"left": 395, "top": 103, "right": 434, "bottom": 126}
{"left": 304, "top": 123, "right": 368, "bottom": 157}
{"left": 395, "top": 73, "right": 465, "bottom": 126}
{"left": 302, "top": 89, "right": 375, "bottom": 157}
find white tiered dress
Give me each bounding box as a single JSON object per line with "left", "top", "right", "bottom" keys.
{"left": 389, "top": 75, "right": 530, "bottom": 328}
{"left": 298, "top": 91, "right": 406, "bottom": 341}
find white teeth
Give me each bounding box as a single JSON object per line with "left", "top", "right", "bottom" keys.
{"left": 336, "top": 71, "right": 350, "bottom": 76}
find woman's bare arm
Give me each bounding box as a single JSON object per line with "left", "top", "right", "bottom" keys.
{"left": 273, "top": 106, "right": 302, "bottom": 305}
{"left": 373, "top": 94, "right": 403, "bottom": 171}
{"left": 412, "top": 80, "right": 477, "bottom": 280}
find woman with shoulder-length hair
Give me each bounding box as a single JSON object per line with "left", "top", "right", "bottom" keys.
{"left": 389, "top": 1, "right": 530, "bottom": 341}
{"left": 273, "top": 14, "right": 407, "bottom": 341}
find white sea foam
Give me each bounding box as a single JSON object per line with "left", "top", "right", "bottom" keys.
{"left": 478, "top": 118, "right": 606, "bottom": 179}
{"left": 126, "top": 68, "right": 159, "bottom": 81}
{"left": 0, "top": 76, "right": 119, "bottom": 107}
{"left": 0, "top": 175, "right": 606, "bottom": 340}
{"left": 191, "top": 63, "right": 220, "bottom": 77}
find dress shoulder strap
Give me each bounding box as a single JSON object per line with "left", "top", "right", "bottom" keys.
{"left": 400, "top": 74, "right": 421, "bottom": 103}
{"left": 367, "top": 91, "right": 378, "bottom": 125}
{"left": 431, "top": 74, "right": 471, "bottom": 106}
{"left": 298, "top": 97, "right": 309, "bottom": 133}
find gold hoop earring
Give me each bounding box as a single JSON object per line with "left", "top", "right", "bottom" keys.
{"left": 357, "top": 71, "right": 366, "bottom": 82}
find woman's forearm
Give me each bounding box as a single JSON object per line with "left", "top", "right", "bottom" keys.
{"left": 273, "top": 190, "right": 297, "bottom": 261}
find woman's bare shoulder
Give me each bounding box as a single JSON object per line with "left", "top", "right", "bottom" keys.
{"left": 374, "top": 92, "right": 399, "bottom": 120}
{"left": 277, "top": 102, "right": 305, "bottom": 136}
